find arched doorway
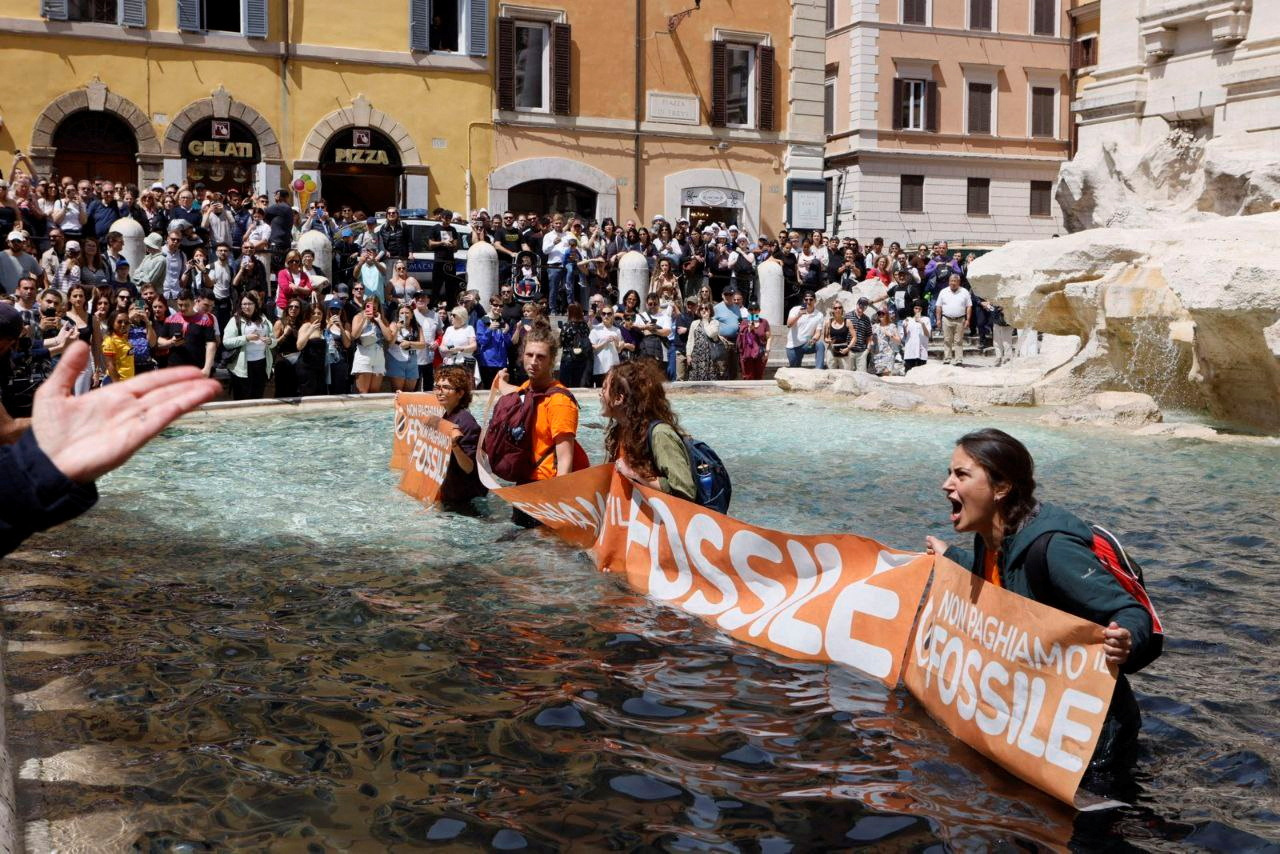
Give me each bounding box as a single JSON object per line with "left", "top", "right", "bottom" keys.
{"left": 52, "top": 111, "right": 138, "bottom": 185}
{"left": 319, "top": 128, "right": 404, "bottom": 214}
{"left": 182, "top": 118, "right": 260, "bottom": 197}
{"left": 508, "top": 180, "right": 598, "bottom": 219}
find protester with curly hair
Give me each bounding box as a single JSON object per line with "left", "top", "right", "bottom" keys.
{"left": 600, "top": 359, "right": 695, "bottom": 501}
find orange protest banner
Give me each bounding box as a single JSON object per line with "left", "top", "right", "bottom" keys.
{"left": 903, "top": 557, "right": 1117, "bottom": 807}
{"left": 391, "top": 392, "right": 460, "bottom": 506}
{"left": 592, "top": 474, "right": 934, "bottom": 687}
{"left": 488, "top": 465, "right": 615, "bottom": 550}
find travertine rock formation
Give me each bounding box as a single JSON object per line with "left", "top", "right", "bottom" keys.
{"left": 1058, "top": 131, "right": 1280, "bottom": 232}
{"left": 967, "top": 213, "right": 1280, "bottom": 432}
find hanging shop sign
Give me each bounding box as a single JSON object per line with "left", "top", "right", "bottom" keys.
{"left": 185, "top": 118, "right": 257, "bottom": 160}
{"left": 325, "top": 127, "right": 400, "bottom": 167}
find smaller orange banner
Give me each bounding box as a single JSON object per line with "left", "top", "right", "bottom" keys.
{"left": 488, "top": 465, "right": 615, "bottom": 549}
{"left": 903, "top": 557, "right": 1118, "bottom": 807}
{"left": 593, "top": 474, "right": 935, "bottom": 688}
{"left": 391, "top": 392, "right": 460, "bottom": 506}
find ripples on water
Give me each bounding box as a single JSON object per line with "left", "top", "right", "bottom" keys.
{"left": 3, "top": 396, "right": 1279, "bottom": 851}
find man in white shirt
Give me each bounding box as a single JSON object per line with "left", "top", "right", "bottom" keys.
{"left": 785, "top": 290, "right": 826, "bottom": 369}
{"left": 934, "top": 273, "right": 972, "bottom": 366}
{"left": 411, "top": 291, "right": 440, "bottom": 391}
{"left": 208, "top": 242, "right": 236, "bottom": 331}
{"left": 541, "top": 214, "right": 569, "bottom": 315}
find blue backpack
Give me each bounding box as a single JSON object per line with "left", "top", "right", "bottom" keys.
{"left": 647, "top": 421, "right": 732, "bottom": 514}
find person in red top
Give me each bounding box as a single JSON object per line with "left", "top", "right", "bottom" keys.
{"left": 495, "top": 322, "right": 588, "bottom": 526}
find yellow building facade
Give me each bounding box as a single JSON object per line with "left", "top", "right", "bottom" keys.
{"left": 0, "top": 0, "right": 495, "bottom": 214}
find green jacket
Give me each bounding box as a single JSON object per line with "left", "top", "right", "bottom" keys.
{"left": 131, "top": 251, "right": 166, "bottom": 289}
{"left": 944, "top": 502, "right": 1153, "bottom": 674}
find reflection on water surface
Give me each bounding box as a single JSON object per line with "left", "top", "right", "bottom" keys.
{"left": 4, "top": 397, "right": 1279, "bottom": 850}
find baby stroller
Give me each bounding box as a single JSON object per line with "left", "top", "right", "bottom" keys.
{"left": 511, "top": 250, "right": 543, "bottom": 304}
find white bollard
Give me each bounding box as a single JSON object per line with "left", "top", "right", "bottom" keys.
{"left": 467, "top": 240, "right": 499, "bottom": 305}
{"left": 618, "top": 251, "right": 650, "bottom": 303}
{"left": 758, "top": 258, "right": 784, "bottom": 328}
{"left": 109, "top": 217, "right": 144, "bottom": 271}
{"left": 296, "top": 230, "right": 333, "bottom": 282}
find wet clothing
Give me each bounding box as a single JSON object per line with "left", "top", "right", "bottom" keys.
{"left": 0, "top": 431, "right": 98, "bottom": 558}
{"left": 440, "top": 407, "right": 486, "bottom": 505}
{"left": 945, "top": 502, "right": 1153, "bottom": 773}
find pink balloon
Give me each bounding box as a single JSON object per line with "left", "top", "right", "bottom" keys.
{"left": 292, "top": 178, "right": 305, "bottom": 191}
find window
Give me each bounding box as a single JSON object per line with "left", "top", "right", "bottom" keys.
{"left": 1030, "top": 180, "right": 1053, "bottom": 217}
{"left": 68, "top": 0, "right": 116, "bottom": 22}
{"left": 725, "top": 44, "right": 756, "bottom": 127}
{"left": 892, "top": 76, "right": 938, "bottom": 132}
{"left": 967, "top": 81, "right": 994, "bottom": 134}
{"left": 969, "top": 0, "right": 993, "bottom": 31}
{"left": 900, "top": 79, "right": 926, "bottom": 130}
{"left": 514, "top": 22, "right": 549, "bottom": 110}
{"left": 711, "top": 40, "right": 776, "bottom": 131}
{"left": 826, "top": 0, "right": 835, "bottom": 30}
{"left": 1072, "top": 36, "right": 1098, "bottom": 69}
{"left": 1032, "top": 0, "right": 1056, "bottom": 36}
{"left": 45, "top": 0, "right": 145, "bottom": 25}
{"left": 204, "top": 0, "right": 239, "bottom": 33}
{"left": 902, "top": 0, "right": 928, "bottom": 26}
{"left": 824, "top": 76, "right": 837, "bottom": 137}
{"left": 411, "top": 0, "right": 489, "bottom": 55}
{"left": 176, "top": 0, "right": 267, "bottom": 37}
{"left": 825, "top": 177, "right": 834, "bottom": 217}
{"left": 967, "top": 178, "right": 990, "bottom": 215}
{"left": 900, "top": 175, "right": 924, "bottom": 213}
{"left": 1031, "top": 85, "right": 1056, "bottom": 138}
{"left": 497, "top": 18, "right": 570, "bottom": 115}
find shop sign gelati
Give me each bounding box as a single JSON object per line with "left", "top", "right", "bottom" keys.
{"left": 185, "top": 118, "right": 256, "bottom": 159}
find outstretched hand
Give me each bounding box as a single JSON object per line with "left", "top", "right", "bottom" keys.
{"left": 31, "top": 341, "right": 221, "bottom": 484}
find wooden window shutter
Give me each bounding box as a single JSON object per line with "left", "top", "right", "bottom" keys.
{"left": 903, "top": 0, "right": 926, "bottom": 25}
{"left": 551, "top": 22, "right": 572, "bottom": 116}
{"left": 120, "top": 0, "right": 146, "bottom": 26}
{"left": 410, "top": 0, "right": 430, "bottom": 51}
{"left": 496, "top": 18, "right": 515, "bottom": 111}
{"left": 468, "top": 0, "right": 489, "bottom": 57}
{"left": 1070, "top": 39, "right": 1082, "bottom": 69}
{"left": 968, "top": 82, "right": 991, "bottom": 134}
{"left": 710, "top": 40, "right": 728, "bottom": 128}
{"left": 177, "top": 0, "right": 202, "bottom": 32}
{"left": 245, "top": 0, "right": 267, "bottom": 38}
{"left": 925, "top": 81, "right": 939, "bottom": 131}
{"left": 967, "top": 178, "right": 989, "bottom": 215}
{"left": 41, "top": 0, "right": 69, "bottom": 21}
{"left": 891, "top": 80, "right": 903, "bottom": 130}
{"left": 757, "top": 43, "right": 776, "bottom": 131}
{"left": 1031, "top": 86, "right": 1055, "bottom": 137}
{"left": 1033, "top": 0, "right": 1055, "bottom": 35}
{"left": 969, "top": 0, "right": 991, "bottom": 30}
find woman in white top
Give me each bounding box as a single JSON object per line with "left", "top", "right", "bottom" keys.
{"left": 350, "top": 294, "right": 392, "bottom": 394}
{"left": 589, "top": 306, "right": 626, "bottom": 387}
{"left": 439, "top": 305, "right": 477, "bottom": 369}
{"left": 223, "top": 292, "right": 275, "bottom": 400}
{"left": 901, "top": 300, "right": 932, "bottom": 373}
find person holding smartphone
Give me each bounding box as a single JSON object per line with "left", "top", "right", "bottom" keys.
{"left": 737, "top": 301, "right": 771, "bottom": 380}
{"left": 350, "top": 295, "right": 390, "bottom": 394}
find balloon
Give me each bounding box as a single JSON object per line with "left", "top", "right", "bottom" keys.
{"left": 292, "top": 178, "right": 305, "bottom": 191}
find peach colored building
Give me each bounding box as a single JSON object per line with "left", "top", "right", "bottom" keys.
{"left": 484, "top": 1, "right": 827, "bottom": 236}
{"left": 824, "top": 0, "right": 1070, "bottom": 245}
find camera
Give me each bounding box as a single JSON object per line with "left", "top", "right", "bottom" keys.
{"left": 41, "top": 306, "right": 57, "bottom": 318}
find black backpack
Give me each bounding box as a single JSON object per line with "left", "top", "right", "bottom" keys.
{"left": 1025, "top": 525, "right": 1165, "bottom": 673}
{"left": 646, "top": 421, "right": 731, "bottom": 514}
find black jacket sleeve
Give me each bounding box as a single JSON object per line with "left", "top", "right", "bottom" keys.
{"left": 0, "top": 430, "right": 98, "bottom": 557}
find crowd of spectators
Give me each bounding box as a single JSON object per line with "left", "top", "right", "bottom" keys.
{"left": 0, "top": 159, "right": 1002, "bottom": 412}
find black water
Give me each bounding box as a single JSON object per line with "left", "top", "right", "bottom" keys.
{"left": 3, "top": 397, "right": 1278, "bottom": 850}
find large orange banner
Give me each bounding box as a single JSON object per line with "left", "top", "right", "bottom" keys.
{"left": 390, "top": 392, "right": 460, "bottom": 506}
{"left": 594, "top": 474, "right": 933, "bottom": 687}
{"left": 904, "top": 557, "right": 1117, "bottom": 807}
{"left": 390, "top": 415, "right": 1118, "bottom": 806}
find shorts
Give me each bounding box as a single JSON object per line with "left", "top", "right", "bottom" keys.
{"left": 385, "top": 354, "right": 418, "bottom": 381}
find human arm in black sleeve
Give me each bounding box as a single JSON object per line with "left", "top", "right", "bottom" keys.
{"left": 0, "top": 429, "right": 97, "bottom": 557}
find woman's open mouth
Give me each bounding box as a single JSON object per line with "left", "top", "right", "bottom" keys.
{"left": 949, "top": 496, "right": 963, "bottom": 525}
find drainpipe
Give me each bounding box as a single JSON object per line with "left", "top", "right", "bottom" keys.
{"left": 634, "top": 0, "right": 643, "bottom": 215}
{"left": 1067, "top": 10, "right": 1078, "bottom": 159}
{"left": 280, "top": 0, "right": 291, "bottom": 193}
